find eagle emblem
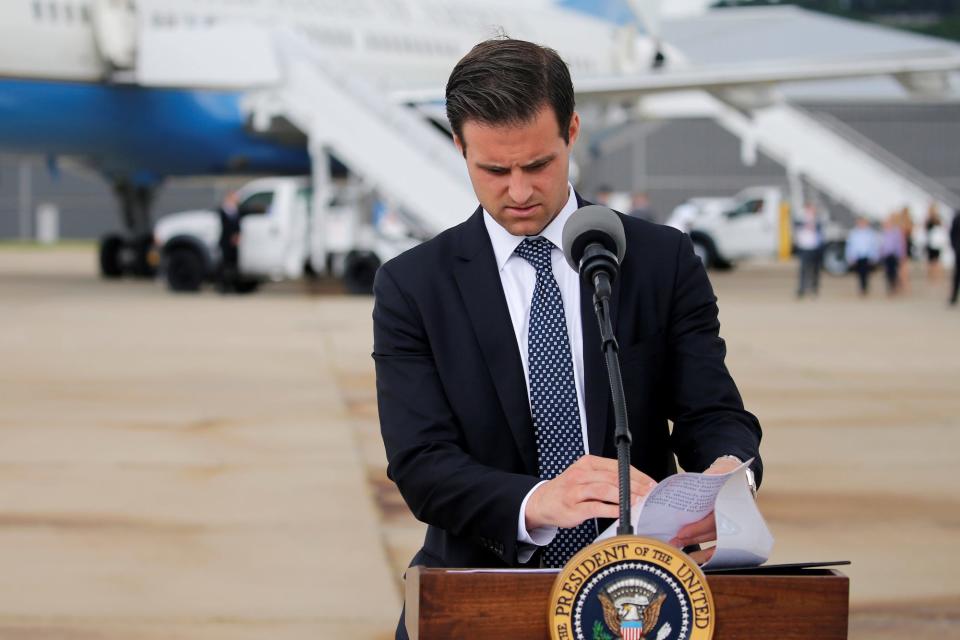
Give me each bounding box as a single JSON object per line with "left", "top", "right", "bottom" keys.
{"left": 598, "top": 578, "right": 670, "bottom": 640}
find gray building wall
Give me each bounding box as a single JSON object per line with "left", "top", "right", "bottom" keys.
{"left": 0, "top": 156, "right": 245, "bottom": 240}
{"left": 578, "top": 118, "right": 788, "bottom": 222}
{"left": 804, "top": 102, "right": 960, "bottom": 197}
{"left": 577, "top": 102, "right": 960, "bottom": 224}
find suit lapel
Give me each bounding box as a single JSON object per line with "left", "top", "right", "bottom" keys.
{"left": 453, "top": 209, "right": 538, "bottom": 475}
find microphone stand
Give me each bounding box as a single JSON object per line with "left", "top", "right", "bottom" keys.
{"left": 586, "top": 257, "right": 633, "bottom": 536}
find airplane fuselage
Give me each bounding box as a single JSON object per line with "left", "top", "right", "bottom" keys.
{"left": 0, "top": 1, "right": 624, "bottom": 181}
{"left": 0, "top": 77, "right": 310, "bottom": 180}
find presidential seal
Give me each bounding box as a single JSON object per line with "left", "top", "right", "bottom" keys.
{"left": 548, "top": 537, "right": 714, "bottom": 640}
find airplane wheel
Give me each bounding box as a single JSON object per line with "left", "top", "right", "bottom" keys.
{"left": 131, "top": 233, "right": 158, "bottom": 278}
{"left": 99, "top": 234, "right": 124, "bottom": 278}
{"left": 165, "top": 247, "right": 205, "bottom": 292}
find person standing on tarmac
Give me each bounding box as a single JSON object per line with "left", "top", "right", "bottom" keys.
{"left": 846, "top": 217, "right": 879, "bottom": 296}
{"left": 879, "top": 216, "right": 906, "bottom": 296}
{"left": 924, "top": 203, "right": 947, "bottom": 283}
{"left": 795, "top": 202, "right": 823, "bottom": 298}
{"left": 950, "top": 210, "right": 960, "bottom": 307}
{"left": 217, "top": 191, "right": 241, "bottom": 293}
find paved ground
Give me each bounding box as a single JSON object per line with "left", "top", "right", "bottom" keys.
{"left": 0, "top": 245, "right": 958, "bottom": 638}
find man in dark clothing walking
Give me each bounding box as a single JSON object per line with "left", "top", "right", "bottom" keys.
{"left": 950, "top": 210, "right": 960, "bottom": 306}
{"left": 217, "top": 191, "right": 241, "bottom": 293}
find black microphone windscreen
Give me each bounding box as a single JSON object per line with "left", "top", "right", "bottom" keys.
{"left": 562, "top": 205, "right": 626, "bottom": 273}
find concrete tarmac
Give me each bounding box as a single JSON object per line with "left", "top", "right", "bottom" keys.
{"left": 1, "top": 246, "right": 958, "bottom": 638}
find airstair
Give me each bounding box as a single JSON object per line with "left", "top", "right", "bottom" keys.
{"left": 710, "top": 98, "right": 958, "bottom": 221}
{"left": 243, "top": 29, "right": 477, "bottom": 241}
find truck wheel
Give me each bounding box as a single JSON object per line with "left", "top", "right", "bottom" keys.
{"left": 99, "top": 234, "right": 124, "bottom": 278}
{"left": 822, "top": 242, "right": 848, "bottom": 276}
{"left": 165, "top": 247, "right": 205, "bottom": 292}
{"left": 233, "top": 279, "right": 260, "bottom": 294}
{"left": 343, "top": 251, "right": 381, "bottom": 295}
{"left": 690, "top": 233, "right": 718, "bottom": 270}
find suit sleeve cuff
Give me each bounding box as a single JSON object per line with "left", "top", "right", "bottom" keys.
{"left": 517, "top": 481, "right": 558, "bottom": 550}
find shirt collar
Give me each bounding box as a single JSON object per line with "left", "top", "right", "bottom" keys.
{"left": 483, "top": 184, "right": 578, "bottom": 272}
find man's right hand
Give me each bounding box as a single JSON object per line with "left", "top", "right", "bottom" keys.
{"left": 524, "top": 455, "right": 656, "bottom": 531}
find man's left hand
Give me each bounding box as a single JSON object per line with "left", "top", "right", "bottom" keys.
{"left": 668, "top": 456, "right": 742, "bottom": 564}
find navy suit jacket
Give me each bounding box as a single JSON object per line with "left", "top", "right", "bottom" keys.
{"left": 373, "top": 197, "right": 762, "bottom": 570}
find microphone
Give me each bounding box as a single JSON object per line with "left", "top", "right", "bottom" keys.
{"left": 563, "top": 205, "right": 635, "bottom": 536}
{"left": 561, "top": 205, "right": 626, "bottom": 298}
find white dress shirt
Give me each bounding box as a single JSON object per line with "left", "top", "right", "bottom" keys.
{"left": 482, "top": 185, "right": 591, "bottom": 561}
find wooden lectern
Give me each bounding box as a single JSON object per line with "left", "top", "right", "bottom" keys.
{"left": 405, "top": 566, "right": 848, "bottom": 639}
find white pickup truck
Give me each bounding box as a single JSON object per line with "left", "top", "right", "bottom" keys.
{"left": 666, "top": 186, "right": 848, "bottom": 274}
{"left": 150, "top": 176, "right": 419, "bottom": 293}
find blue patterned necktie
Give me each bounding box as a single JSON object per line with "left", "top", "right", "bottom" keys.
{"left": 514, "top": 237, "right": 595, "bottom": 568}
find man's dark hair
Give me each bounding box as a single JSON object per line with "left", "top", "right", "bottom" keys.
{"left": 445, "top": 38, "right": 575, "bottom": 149}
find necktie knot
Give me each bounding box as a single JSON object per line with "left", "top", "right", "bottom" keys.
{"left": 514, "top": 237, "right": 554, "bottom": 274}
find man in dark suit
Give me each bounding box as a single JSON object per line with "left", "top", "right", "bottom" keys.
{"left": 217, "top": 191, "right": 241, "bottom": 293}
{"left": 373, "top": 38, "right": 762, "bottom": 637}
{"left": 950, "top": 210, "right": 960, "bottom": 306}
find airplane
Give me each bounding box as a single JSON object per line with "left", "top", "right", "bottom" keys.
{"left": 1, "top": 0, "right": 958, "bottom": 279}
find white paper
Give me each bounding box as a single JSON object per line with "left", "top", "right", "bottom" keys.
{"left": 701, "top": 462, "right": 775, "bottom": 569}
{"left": 596, "top": 459, "right": 774, "bottom": 569}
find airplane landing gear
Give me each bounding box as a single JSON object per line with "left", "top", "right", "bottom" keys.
{"left": 98, "top": 179, "right": 159, "bottom": 279}
{"left": 98, "top": 232, "right": 155, "bottom": 278}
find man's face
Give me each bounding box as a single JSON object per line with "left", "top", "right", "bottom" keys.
{"left": 455, "top": 105, "right": 580, "bottom": 237}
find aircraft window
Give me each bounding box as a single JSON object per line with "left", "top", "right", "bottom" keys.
{"left": 238, "top": 192, "right": 275, "bottom": 217}
{"left": 47, "top": 2, "right": 57, "bottom": 21}
{"left": 305, "top": 26, "right": 353, "bottom": 49}
{"left": 152, "top": 12, "right": 178, "bottom": 28}
{"left": 64, "top": 4, "right": 74, "bottom": 22}
{"left": 32, "top": 1, "right": 41, "bottom": 20}
{"left": 80, "top": 4, "right": 90, "bottom": 22}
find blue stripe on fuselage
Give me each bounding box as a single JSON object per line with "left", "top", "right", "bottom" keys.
{"left": 0, "top": 78, "right": 310, "bottom": 181}
{"left": 556, "top": 0, "right": 640, "bottom": 26}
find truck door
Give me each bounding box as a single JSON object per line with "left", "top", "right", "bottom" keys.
{"left": 280, "top": 187, "right": 310, "bottom": 279}
{"left": 238, "top": 190, "right": 285, "bottom": 278}
{"left": 719, "top": 196, "right": 774, "bottom": 260}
